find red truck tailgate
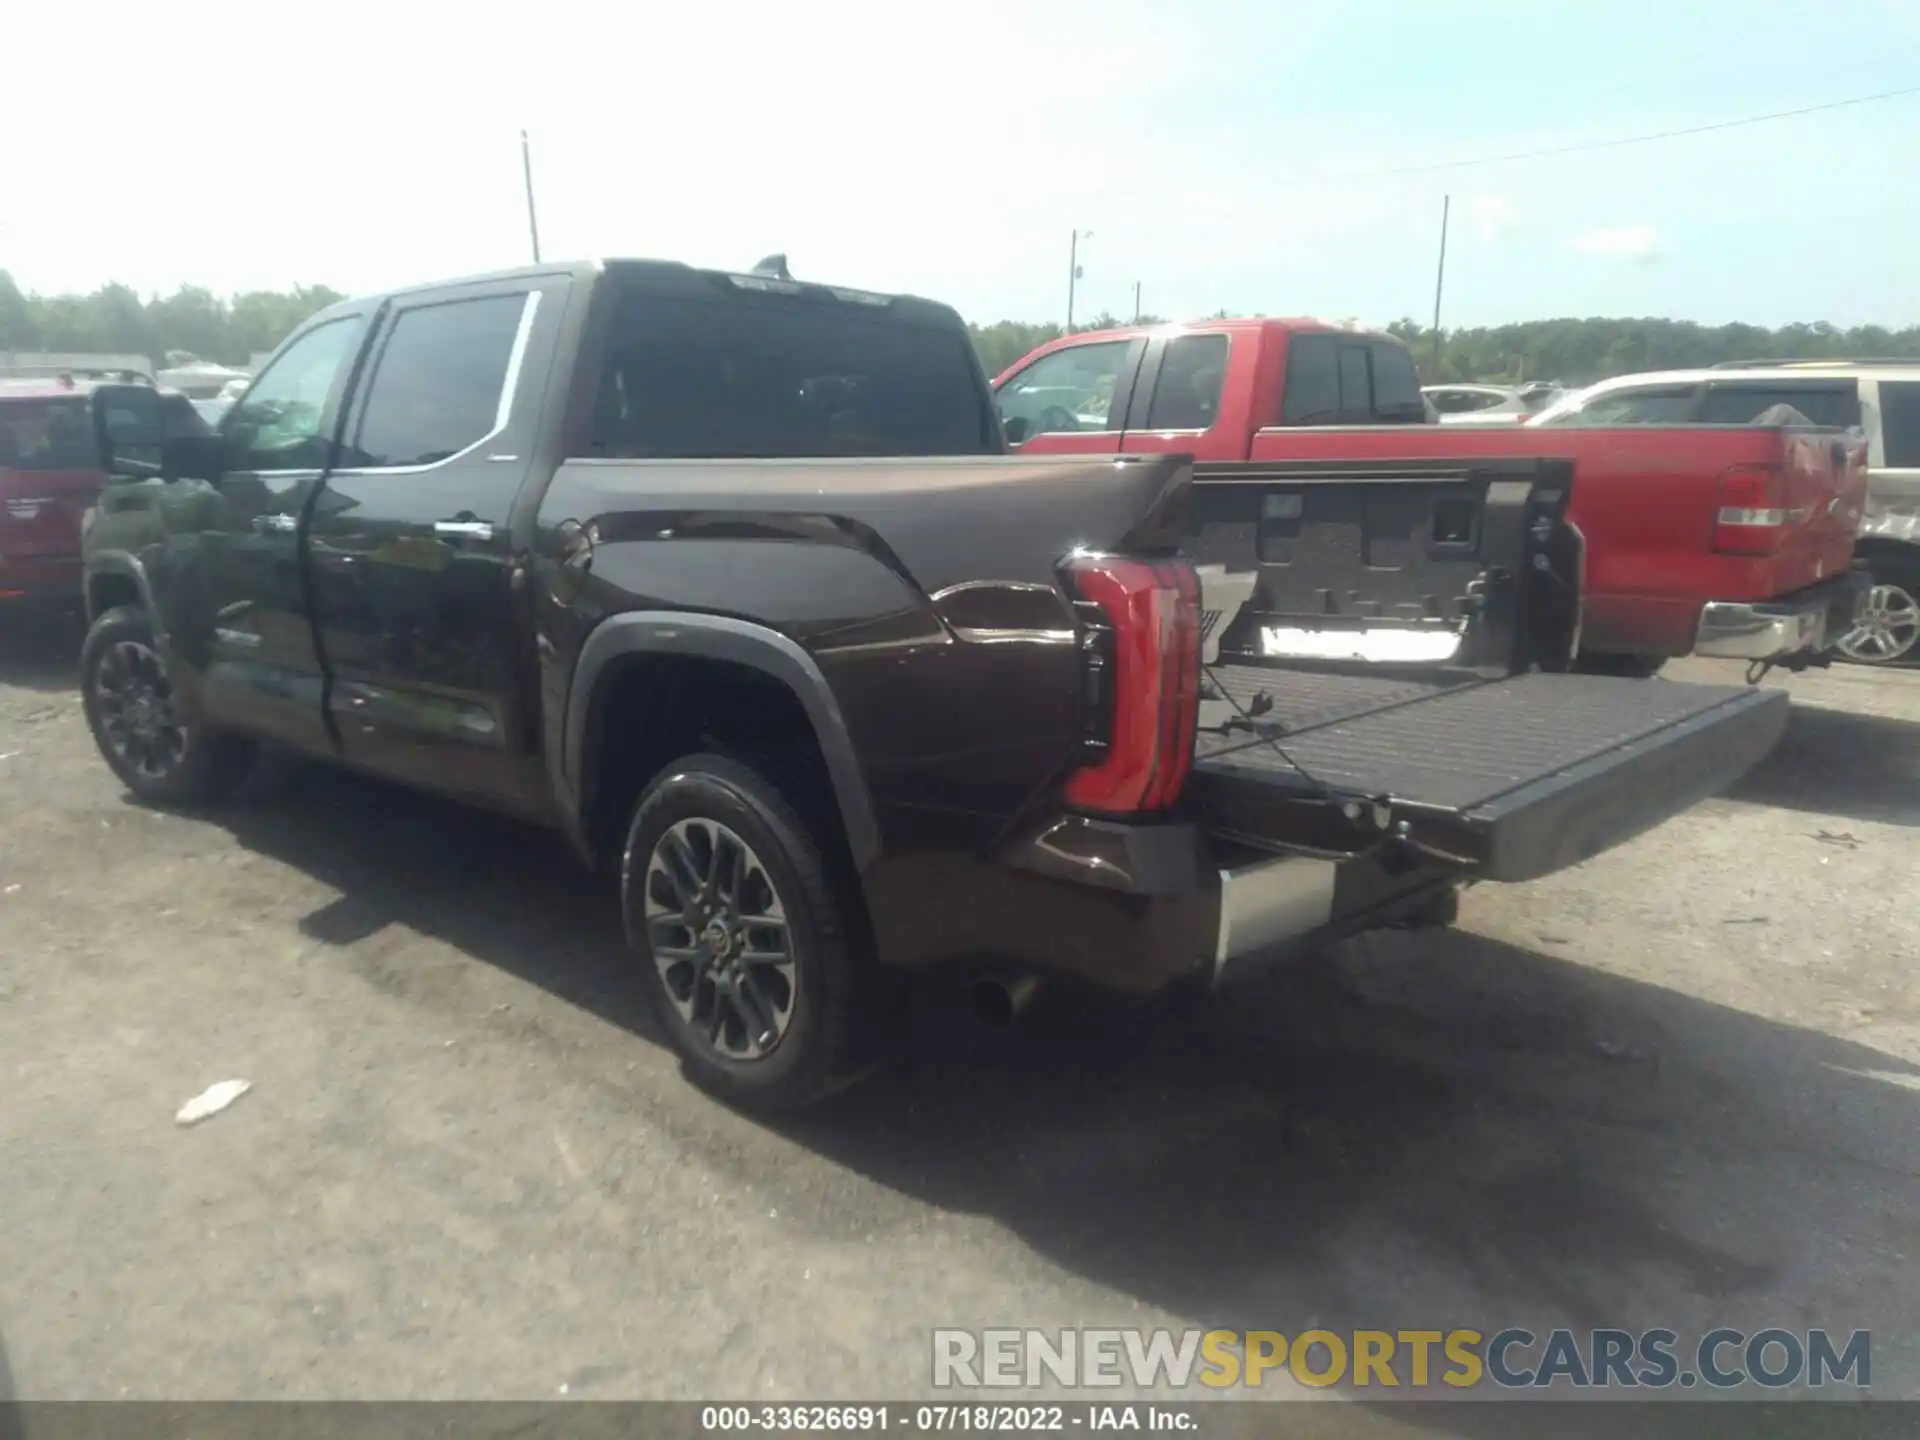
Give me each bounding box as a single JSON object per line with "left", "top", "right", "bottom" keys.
{"left": 0, "top": 467, "right": 100, "bottom": 560}
{"left": 1246, "top": 423, "right": 1865, "bottom": 657}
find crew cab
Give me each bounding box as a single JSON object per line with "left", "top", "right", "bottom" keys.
{"left": 996, "top": 319, "right": 1869, "bottom": 674}
{"left": 78, "top": 260, "right": 1788, "bottom": 1111}
{"left": 0, "top": 373, "right": 204, "bottom": 614}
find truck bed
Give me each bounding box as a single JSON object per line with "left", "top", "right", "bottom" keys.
{"left": 1189, "top": 666, "right": 1788, "bottom": 882}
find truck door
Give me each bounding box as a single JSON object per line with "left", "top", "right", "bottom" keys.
{"left": 305, "top": 276, "right": 563, "bottom": 813}
{"left": 168, "top": 310, "right": 370, "bottom": 753}
{"left": 993, "top": 337, "right": 1144, "bottom": 455}
{"left": 1119, "top": 330, "right": 1237, "bottom": 458}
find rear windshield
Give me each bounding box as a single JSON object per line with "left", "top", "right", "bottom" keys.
{"left": 0, "top": 398, "right": 96, "bottom": 470}
{"left": 585, "top": 289, "right": 995, "bottom": 458}
{"left": 1277, "top": 334, "right": 1426, "bottom": 425}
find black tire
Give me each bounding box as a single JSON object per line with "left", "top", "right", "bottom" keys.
{"left": 1573, "top": 651, "right": 1666, "bottom": 679}
{"left": 620, "top": 751, "right": 870, "bottom": 1112}
{"left": 80, "top": 605, "right": 253, "bottom": 806}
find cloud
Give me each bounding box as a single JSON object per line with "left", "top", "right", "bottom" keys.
{"left": 1572, "top": 224, "right": 1660, "bottom": 259}
{"left": 1468, "top": 196, "right": 1515, "bottom": 242}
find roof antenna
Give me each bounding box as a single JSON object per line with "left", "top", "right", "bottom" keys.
{"left": 751, "top": 253, "right": 792, "bottom": 280}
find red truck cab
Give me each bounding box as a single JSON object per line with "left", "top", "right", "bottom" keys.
{"left": 995, "top": 319, "right": 1867, "bottom": 671}
{"left": 0, "top": 376, "right": 205, "bottom": 613}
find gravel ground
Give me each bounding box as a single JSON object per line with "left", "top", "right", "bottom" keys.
{"left": 0, "top": 616, "right": 1915, "bottom": 1430}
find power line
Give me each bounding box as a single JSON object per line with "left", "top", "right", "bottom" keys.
{"left": 1324, "top": 84, "right": 1920, "bottom": 181}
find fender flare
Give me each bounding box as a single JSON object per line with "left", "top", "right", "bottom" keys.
{"left": 82, "top": 553, "right": 159, "bottom": 630}
{"left": 563, "top": 612, "right": 881, "bottom": 871}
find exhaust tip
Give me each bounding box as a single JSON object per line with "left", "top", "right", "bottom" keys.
{"left": 972, "top": 972, "right": 1041, "bottom": 1025}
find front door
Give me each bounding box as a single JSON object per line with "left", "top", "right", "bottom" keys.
{"left": 164, "top": 311, "right": 370, "bottom": 753}
{"left": 304, "top": 278, "right": 560, "bottom": 812}
{"left": 993, "top": 337, "right": 1144, "bottom": 455}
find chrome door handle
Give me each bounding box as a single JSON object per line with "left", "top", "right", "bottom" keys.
{"left": 433, "top": 520, "right": 495, "bottom": 541}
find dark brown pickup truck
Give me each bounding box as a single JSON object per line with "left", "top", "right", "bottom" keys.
{"left": 77, "top": 258, "right": 1787, "bottom": 1110}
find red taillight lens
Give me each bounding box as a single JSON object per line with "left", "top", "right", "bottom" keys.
{"left": 1712, "top": 464, "right": 1791, "bottom": 555}
{"left": 1062, "top": 555, "right": 1201, "bottom": 814}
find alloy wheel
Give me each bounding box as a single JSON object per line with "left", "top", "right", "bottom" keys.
{"left": 643, "top": 817, "right": 797, "bottom": 1061}
{"left": 1838, "top": 583, "right": 1920, "bottom": 664}
{"left": 90, "top": 639, "right": 187, "bottom": 781}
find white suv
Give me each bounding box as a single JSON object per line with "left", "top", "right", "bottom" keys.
{"left": 1532, "top": 362, "right": 1920, "bottom": 663}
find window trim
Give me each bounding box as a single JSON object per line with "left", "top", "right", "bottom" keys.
{"left": 330, "top": 290, "right": 542, "bottom": 477}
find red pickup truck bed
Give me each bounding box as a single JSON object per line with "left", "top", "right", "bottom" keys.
{"left": 994, "top": 318, "right": 1868, "bottom": 667}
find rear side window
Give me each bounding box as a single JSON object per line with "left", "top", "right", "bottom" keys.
{"left": 590, "top": 290, "right": 993, "bottom": 458}
{"left": 1145, "top": 334, "right": 1230, "bottom": 430}
{"left": 1882, "top": 382, "right": 1920, "bottom": 467}
{"left": 1699, "top": 385, "right": 1861, "bottom": 429}
{"left": 0, "top": 398, "right": 95, "bottom": 471}
{"left": 352, "top": 294, "right": 529, "bottom": 467}
{"left": 1544, "top": 387, "right": 1698, "bottom": 425}
{"left": 1279, "top": 334, "right": 1426, "bottom": 425}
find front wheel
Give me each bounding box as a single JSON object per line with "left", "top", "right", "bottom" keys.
{"left": 1837, "top": 567, "right": 1920, "bottom": 665}
{"left": 620, "top": 752, "right": 870, "bottom": 1112}
{"left": 80, "top": 605, "right": 253, "bottom": 806}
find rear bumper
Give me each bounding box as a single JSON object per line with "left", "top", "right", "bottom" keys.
{"left": 1693, "top": 570, "right": 1869, "bottom": 661}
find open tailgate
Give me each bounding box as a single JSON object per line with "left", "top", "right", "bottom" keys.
{"left": 1182, "top": 457, "right": 1788, "bottom": 882}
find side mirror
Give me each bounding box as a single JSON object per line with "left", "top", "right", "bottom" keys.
{"left": 91, "top": 385, "right": 224, "bottom": 482}
{"left": 1004, "top": 415, "right": 1031, "bottom": 445}
{"left": 90, "top": 385, "right": 166, "bottom": 480}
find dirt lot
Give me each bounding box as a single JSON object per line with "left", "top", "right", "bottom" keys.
{"left": 0, "top": 616, "right": 1916, "bottom": 1425}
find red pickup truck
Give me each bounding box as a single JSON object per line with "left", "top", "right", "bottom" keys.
{"left": 0, "top": 376, "right": 205, "bottom": 615}
{"left": 994, "top": 318, "right": 1869, "bottom": 673}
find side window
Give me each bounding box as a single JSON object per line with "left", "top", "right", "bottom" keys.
{"left": 1700, "top": 385, "right": 1860, "bottom": 428}
{"left": 996, "top": 341, "right": 1131, "bottom": 436}
{"left": 1882, "top": 382, "right": 1920, "bottom": 467}
{"left": 351, "top": 294, "right": 529, "bottom": 467}
{"left": 225, "top": 316, "right": 366, "bottom": 471}
{"left": 1145, "top": 334, "right": 1230, "bottom": 430}
{"left": 1279, "top": 334, "right": 1341, "bottom": 424}
{"left": 1547, "top": 387, "right": 1698, "bottom": 425}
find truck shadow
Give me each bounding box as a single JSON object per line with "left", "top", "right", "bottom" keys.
{"left": 216, "top": 766, "right": 1918, "bottom": 1429}
{"left": 1725, "top": 699, "right": 1920, "bottom": 827}
{"left": 0, "top": 613, "right": 84, "bottom": 695}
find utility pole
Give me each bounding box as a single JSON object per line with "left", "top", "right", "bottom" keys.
{"left": 1430, "top": 194, "right": 1450, "bottom": 374}
{"left": 1133, "top": 281, "right": 1142, "bottom": 323}
{"left": 521, "top": 129, "right": 542, "bottom": 264}
{"left": 1067, "top": 229, "right": 1091, "bottom": 329}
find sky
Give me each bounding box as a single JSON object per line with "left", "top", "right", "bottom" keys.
{"left": 6, "top": 0, "right": 1920, "bottom": 330}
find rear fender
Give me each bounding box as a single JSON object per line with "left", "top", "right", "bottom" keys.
{"left": 559, "top": 611, "right": 881, "bottom": 871}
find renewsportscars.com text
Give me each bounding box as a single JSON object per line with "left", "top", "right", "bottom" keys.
{"left": 932, "top": 1327, "right": 1870, "bottom": 1392}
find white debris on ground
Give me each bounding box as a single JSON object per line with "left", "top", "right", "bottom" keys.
{"left": 175, "top": 1080, "right": 252, "bottom": 1126}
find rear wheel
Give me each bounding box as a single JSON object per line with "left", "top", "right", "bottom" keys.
{"left": 620, "top": 752, "right": 870, "bottom": 1111}
{"left": 1838, "top": 565, "right": 1920, "bottom": 665}
{"left": 80, "top": 606, "right": 253, "bottom": 805}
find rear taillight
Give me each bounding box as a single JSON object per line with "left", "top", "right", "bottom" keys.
{"left": 1061, "top": 554, "right": 1201, "bottom": 814}
{"left": 1712, "top": 464, "right": 1792, "bottom": 555}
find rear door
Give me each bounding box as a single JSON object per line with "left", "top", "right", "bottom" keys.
{"left": 1862, "top": 378, "right": 1920, "bottom": 545}
{"left": 306, "top": 276, "right": 561, "bottom": 812}
{"left": 1119, "top": 330, "right": 1238, "bottom": 457}
{"left": 994, "top": 337, "right": 1144, "bottom": 454}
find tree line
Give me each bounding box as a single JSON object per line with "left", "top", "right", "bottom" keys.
{"left": 7, "top": 272, "right": 1919, "bottom": 385}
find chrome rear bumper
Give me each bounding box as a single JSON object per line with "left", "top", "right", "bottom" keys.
{"left": 1694, "top": 573, "right": 1868, "bottom": 661}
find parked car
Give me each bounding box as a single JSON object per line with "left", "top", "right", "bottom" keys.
{"left": 78, "top": 260, "right": 1787, "bottom": 1110}
{"left": 1423, "top": 383, "right": 1532, "bottom": 424}
{"left": 0, "top": 375, "right": 204, "bottom": 615}
{"left": 1531, "top": 361, "right": 1920, "bottom": 664}
{"left": 996, "top": 320, "right": 1868, "bottom": 675}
